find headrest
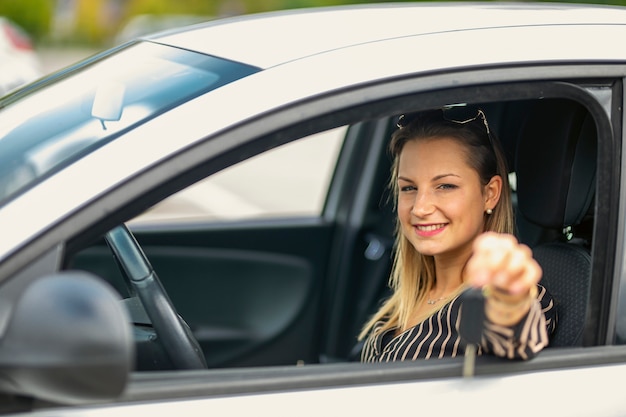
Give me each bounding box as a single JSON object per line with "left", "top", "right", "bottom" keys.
{"left": 515, "top": 99, "right": 597, "bottom": 230}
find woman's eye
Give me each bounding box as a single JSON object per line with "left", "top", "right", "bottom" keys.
{"left": 400, "top": 185, "right": 416, "bottom": 192}
{"left": 437, "top": 183, "right": 457, "bottom": 190}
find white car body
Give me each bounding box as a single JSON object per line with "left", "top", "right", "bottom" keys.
{"left": 1, "top": 3, "right": 626, "bottom": 416}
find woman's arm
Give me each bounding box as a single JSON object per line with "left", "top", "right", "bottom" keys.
{"left": 481, "top": 284, "right": 556, "bottom": 359}
{"left": 465, "top": 232, "right": 557, "bottom": 359}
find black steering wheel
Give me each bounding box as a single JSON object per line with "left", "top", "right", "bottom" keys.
{"left": 105, "top": 224, "right": 207, "bottom": 370}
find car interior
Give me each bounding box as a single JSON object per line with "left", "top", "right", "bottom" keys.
{"left": 512, "top": 98, "right": 596, "bottom": 347}
{"left": 64, "top": 91, "right": 602, "bottom": 373}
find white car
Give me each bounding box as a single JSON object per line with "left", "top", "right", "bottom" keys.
{"left": 1, "top": 3, "right": 626, "bottom": 416}
{"left": 0, "top": 17, "right": 40, "bottom": 96}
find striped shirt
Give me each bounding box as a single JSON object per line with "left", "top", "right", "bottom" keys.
{"left": 361, "top": 284, "right": 556, "bottom": 362}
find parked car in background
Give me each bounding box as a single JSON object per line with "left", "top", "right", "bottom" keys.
{"left": 0, "top": 17, "right": 40, "bottom": 96}
{"left": 2, "top": 2, "right": 626, "bottom": 416}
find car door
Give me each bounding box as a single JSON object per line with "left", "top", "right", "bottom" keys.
{"left": 63, "top": 67, "right": 625, "bottom": 415}
{"left": 113, "top": 70, "right": 622, "bottom": 396}
{"left": 68, "top": 74, "right": 619, "bottom": 370}
{"left": 2, "top": 59, "right": 626, "bottom": 417}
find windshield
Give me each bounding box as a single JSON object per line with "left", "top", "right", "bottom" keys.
{"left": 0, "top": 41, "right": 258, "bottom": 205}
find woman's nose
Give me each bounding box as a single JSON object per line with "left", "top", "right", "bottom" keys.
{"left": 412, "top": 192, "right": 435, "bottom": 217}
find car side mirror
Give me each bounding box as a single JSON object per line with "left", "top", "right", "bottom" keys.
{"left": 0, "top": 271, "right": 133, "bottom": 404}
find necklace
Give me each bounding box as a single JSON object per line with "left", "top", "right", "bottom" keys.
{"left": 426, "top": 284, "right": 467, "bottom": 306}
{"left": 426, "top": 296, "right": 447, "bottom": 305}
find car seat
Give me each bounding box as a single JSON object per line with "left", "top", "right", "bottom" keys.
{"left": 515, "top": 98, "right": 597, "bottom": 347}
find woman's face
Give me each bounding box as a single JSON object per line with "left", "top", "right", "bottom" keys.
{"left": 397, "top": 137, "right": 500, "bottom": 262}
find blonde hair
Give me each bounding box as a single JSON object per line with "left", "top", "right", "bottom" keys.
{"left": 358, "top": 109, "right": 514, "bottom": 340}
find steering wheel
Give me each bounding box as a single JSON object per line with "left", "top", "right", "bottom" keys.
{"left": 105, "top": 224, "right": 207, "bottom": 370}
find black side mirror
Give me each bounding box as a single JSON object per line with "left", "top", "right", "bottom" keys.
{"left": 0, "top": 271, "right": 133, "bottom": 404}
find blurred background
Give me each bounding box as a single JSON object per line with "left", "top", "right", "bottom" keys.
{"left": 1, "top": 0, "right": 625, "bottom": 90}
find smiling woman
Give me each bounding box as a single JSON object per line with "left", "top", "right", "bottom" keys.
{"left": 359, "top": 108, "right": 556, "bottom": 362}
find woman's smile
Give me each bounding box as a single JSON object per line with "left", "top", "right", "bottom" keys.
{"left": 414, "top": 223, "right": 447, "bottom": 237}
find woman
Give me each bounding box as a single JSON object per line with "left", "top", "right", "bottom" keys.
{"left": 360, "top": 107, "right": 556, "bottom": 362}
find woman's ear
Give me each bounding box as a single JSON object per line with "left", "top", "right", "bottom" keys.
{"left": 484, "top": 175, "right": 503, "bottom": 211}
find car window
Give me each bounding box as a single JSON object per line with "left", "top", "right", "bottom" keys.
{"left": 0, "top": 41, "right": 258, "bottom": 206}
{"left": 130, "top": 126, "right": 347, "bottom": 224}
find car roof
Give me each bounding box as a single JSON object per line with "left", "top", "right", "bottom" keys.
{"left": 153, "top": 2, "right": 626, "bottom": 68}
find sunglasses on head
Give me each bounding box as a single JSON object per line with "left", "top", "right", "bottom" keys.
{"left": 396, "top": 107, "right": 491, "bottom": 136}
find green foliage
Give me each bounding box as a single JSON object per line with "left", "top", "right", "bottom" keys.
{"left": 3, "top": 0, "right": 626, "bottom": 47}
{"left": 0, "top": 0, "right": 53, "bottom": 41}
{"left": 124, "top": 0, "right": 216, "bottom": 16}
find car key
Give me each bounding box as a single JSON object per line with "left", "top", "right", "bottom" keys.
{"left": 458, "top": 287, "right": 485, "bottom": 378}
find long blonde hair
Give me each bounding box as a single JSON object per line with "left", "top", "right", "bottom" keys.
{"left": 358, "top": 108, "right": 514, "bottom": 340}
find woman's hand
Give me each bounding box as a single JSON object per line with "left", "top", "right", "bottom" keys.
{"left": 465, "top": 232, "right": 542, "bottom": 325}
{"left": 466, "top": 232, "right": 541, "bottom": 295}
